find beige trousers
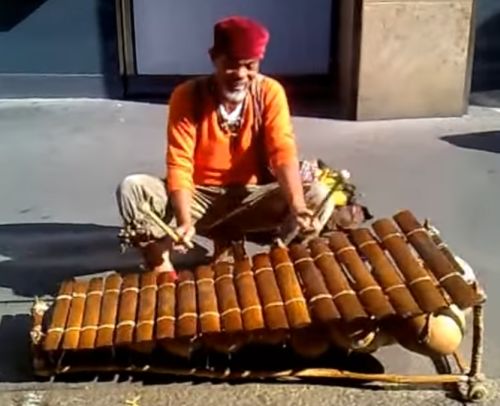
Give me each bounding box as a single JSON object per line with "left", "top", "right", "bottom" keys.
{"left": 115, "top": 173, "right": 336, "bottom": 249}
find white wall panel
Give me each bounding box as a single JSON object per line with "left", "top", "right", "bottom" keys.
{"left": 132, "top": 0, "right": 332, "bottom": 75}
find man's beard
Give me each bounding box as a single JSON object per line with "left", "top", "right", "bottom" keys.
{"left": 221, "top": 83, "right": 248, "bottom": 104}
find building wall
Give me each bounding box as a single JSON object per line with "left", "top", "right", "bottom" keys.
{"left": 0, "top": 0, "right": 497, "bottom": 99}
{"left": 0, "top": 0, "right": 121, "bottom": 97}
{"left": 132, "top": 0, "right": 332, "bottom": 75}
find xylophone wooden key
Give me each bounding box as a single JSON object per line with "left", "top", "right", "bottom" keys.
{"left": 329, "top": 232, "right": 395, "bottom": 319}
{"left": 156, "top": 272, "right": 176, "bottom": 340}
{"left": 176, "top": 270, "right": 198, "bottom": 338}
{"left": 62, "top": 280, "right": 89, "bottom": 350}
{"left": 233, "top": 258, "right": 265, "bottom": 332}
{"left": 308, "top": 238, "right": 367, "bottom": 323}
{"left": 43, "top": 280, "right": 74, "bottom": 352}
{"left": 251, "top": 253, "right": 289, "bottom": 346}
{"left": 133, "top": 271, "right": 158, "bottom": 353}
{"left": 372, "top": 218, "right": 448, "bottom": 313}
{"left": 115, "top": 273, "right": 139, "bottom": 346}
{"left": 269, "top": 246, "right": 311, "bottom": 329}
{"left": 195, "top": 265, "right": 221, "bottom": 334}
{"left": 95, "top": 273, "right": 122, "bottom": 348}
{"left": 349, "top": 229, "right": 421, "bottom": 318}
{"left": 393, "top": 210, "right": 480, "bottom": 309}
{"left": 288, "top": 244, "right": 339, "bottom": 323}
{"left": 78, "top": 277, "right": 104, "bottom": 350}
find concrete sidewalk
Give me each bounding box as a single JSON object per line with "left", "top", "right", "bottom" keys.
{"left": 1, "top": 97, "right": 500, "bottom": 404}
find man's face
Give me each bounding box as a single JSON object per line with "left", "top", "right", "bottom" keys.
{"left": 212, "top": 54, "right": 260, "bottom": 104}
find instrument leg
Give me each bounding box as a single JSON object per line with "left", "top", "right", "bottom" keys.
{"left": 466, "top": 305, "right": 488, "bottom": 402}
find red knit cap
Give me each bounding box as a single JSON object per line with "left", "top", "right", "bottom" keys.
{"left": 211, "top": 16, "right": 270, "bottom": 60}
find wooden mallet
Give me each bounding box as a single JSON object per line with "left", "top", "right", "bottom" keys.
{"left": 140, "top": 202, "right": 195, "bottom": 249}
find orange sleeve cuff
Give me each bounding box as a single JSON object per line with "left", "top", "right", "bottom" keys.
{"left": 167, "top": 168, "right": 194, "bottom": 192}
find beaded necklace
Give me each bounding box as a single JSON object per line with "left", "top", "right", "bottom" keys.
{"left": 217, "top": 101, "right": 245, "bottom": 137}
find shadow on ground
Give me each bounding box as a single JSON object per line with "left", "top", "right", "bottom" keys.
{"left": 0, "top": 223, "right": 208, "bottom": 383}
{"left": 470, "top": 91, "right": 500, "bottom": 108}
{"left": 440, "top": 131, "right": 500, "bottom": 154}
{"left": 0, "top": 223, "right": 209, "bottom": 298}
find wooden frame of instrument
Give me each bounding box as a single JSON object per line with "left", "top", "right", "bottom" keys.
{"left": 30, "top": 302, "right": 487, "bottom": 402}
{"left": 28, "top": 211, "right": 489, "bottom": 403}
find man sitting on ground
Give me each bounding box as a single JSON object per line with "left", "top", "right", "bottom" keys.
{"left": 115, "top": 16, "right": 343, "bottom": 277}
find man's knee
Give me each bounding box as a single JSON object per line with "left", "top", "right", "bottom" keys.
{"left": 116, "top": 174, "right": 155, "bottom": 201}
{"left": 116, "top": 174, "right": 144, "bottom": 195}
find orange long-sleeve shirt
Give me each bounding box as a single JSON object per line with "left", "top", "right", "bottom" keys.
{"left": 166, "top": 75, "right": 298, "bottom": 192}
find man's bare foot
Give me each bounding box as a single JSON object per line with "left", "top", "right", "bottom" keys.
{"left": 152, "top": 265, "right": 178, "bottom": 280}
{"left": 141, "top": 239, "right": 177, "bottom": 279}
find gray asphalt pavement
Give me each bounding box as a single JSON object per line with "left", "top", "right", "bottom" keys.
{"left": 1, "top": 94, "right": 500, "bottom": 405}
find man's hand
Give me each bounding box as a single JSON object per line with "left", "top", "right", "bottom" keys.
{"left": 169, "top": 188, "right": 195, "bottom": 252}
{"left": 291, "top": 205, "right": 320, "bottom": 236}
{"left": 172, "top": 222, "right": 196, "bottom": 254}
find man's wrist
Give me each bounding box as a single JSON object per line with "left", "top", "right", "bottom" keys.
{"left": 272, "top": 162, "right": 308, "bottom": 216}
{"left": 290, "top": 199, "right": 308, "bottom": 215}
{"left": 176, "top": 214, "right": 192, "bottom": 227}
{"left": 177, "top": 217, "right": 193, "bottom": 227}
{"left": 170, "top": 188, "right": 192, "bottom": 227}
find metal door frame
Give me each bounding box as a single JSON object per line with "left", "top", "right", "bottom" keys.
{"left": 115, "top": 0, "right": 341, "bottom": 104}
